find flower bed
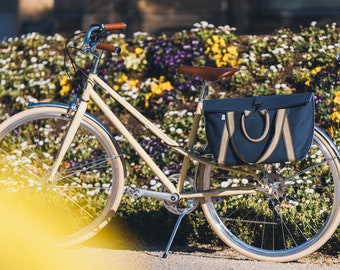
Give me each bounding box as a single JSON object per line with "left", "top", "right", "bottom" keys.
{"left": 1, "top": 21, "right": 340, "bottom": 251}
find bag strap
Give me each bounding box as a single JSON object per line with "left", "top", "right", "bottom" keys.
{"left": 241, "top": 110, "right": 270, "bottom": 143}
{"left": 219, "top": 109, "right": 288, "bottom": 164}
{"left": 282, "top": 114, "right": 295, "bottom": 162}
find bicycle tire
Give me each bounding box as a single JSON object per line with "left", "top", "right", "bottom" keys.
{"left": 197, "top": 126, "right": 340, "bottom": 262}
{"left": 0, "top": 106, "right": 125, "bottom": 246}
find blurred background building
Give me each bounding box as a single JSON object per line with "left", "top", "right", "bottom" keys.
{"left": 1, "top": 0, "right": 340, "bottom": 39}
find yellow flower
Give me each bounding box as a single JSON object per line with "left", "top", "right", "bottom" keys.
{"left": 60, "top": 85, "right": 71, "bottom": 96}
{"left": 211, "top": 43, "right": 220, "bottom": 54}
{"left": 311, "top": 66, "right": 322, "bottom": 75}
{"left": 87, "top": 100, "right": 98, "bottom": 111}
{"left": 151, "top": 83, "right": 162, "bottom": 95}
{"left": 160, "top": 81, "right": 173, "bottom": 91}
{"left": 331, "top": 110, "right": 340, "bottom": 122}
{"left": 59, "top": 76, "right": 69, "bottom": 86}
{"left": 222, "top": 53, "right": 231, "bottom": 63}
{"left": 59, "top": 76, "right": 72, "bottom": 96}
{"left": 144, "top": 92, "right": 152, "bottom": 109}
{"left": 228, "top": 59, "right": 238, "bottom": 67}
{"left": 134, "top": 47, "right": 144, "bottom": 55}
{"left": 120, "top": 43, "right": 128, "bottom": 54}
{"left": 206, "top": 38, "right": 213, "bottom": 46}
{"left": 333, "top": 91, "right": 340, "bottom": 105}
{"left": 212, "top": 35, "right": 220, "bottom": 43}
{"left": 117, "top": 74, "right": 128, "bottom": 84}
{"left": 219, "top": 38, "right": 226, "bottom": 47}
{"left": 127, "top": 79, "right": 139, "bottom": 88}
{"left": 227, "top": 46, "right": 238, "bottom": 56}
{"left": 214, "top": 58, "right": 223, "bottom": 67}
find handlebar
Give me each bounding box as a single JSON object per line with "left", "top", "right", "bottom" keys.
{"left": 96, "top": 42, "right": 121, "bottom": 53}
{"left": 82, "top": 23, "right": 126, "bottom": 54}
{"left": 103, "top": 23, "right": 126, "bottom": 31}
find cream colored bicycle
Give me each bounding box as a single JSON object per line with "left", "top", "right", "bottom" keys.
{"left": 0, "top": 23, "right": 340, "bottom": 262}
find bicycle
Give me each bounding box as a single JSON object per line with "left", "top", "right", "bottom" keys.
{"left": 0, "top": 23, "right": 340, "bottom": 262}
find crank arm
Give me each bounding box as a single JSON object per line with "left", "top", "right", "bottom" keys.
{"left": 125, "top": 187, "right": 179, "bottom": 203}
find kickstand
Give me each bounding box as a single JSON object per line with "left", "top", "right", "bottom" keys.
{"left": 162, "top": 200, "right": 195, "bottom": 258}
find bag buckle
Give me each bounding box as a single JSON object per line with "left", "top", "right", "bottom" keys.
{"left": 253, "top": 96, "right": 263, "bottom": 110}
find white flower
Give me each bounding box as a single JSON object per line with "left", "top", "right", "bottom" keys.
{"left": 150, "top": 179, "right": 157, "bottom": 186}
{"left": 241, "top": 178, "right": 249, "bottom": 185}
{"left": 232, "top": 178, "right": 240, "bottom": 184}
{"left": 305, "top": 188, "right": 315, "bottom": 194}
{"left": 155, "top": 182, "right": 162, "bottom": 189}
{"left": 31, "top": 56, "right": 38, "bottom": 63}
{"left": 221, "top": 179, "right": 232, "bottom": 188}
{"left": 270, "top": 65, "right": 278, "bottom": 72}
{"left": 133, "top": 31, "right": 147, "bottom": 37}
{"left": 292, "top": 35, "right": 303, "bottom": 42}
{"left": 200, "top": 21, "right": 209, "bottom": 28}
{"left": 176, "top": 128, "right": 183, "bottom": 135}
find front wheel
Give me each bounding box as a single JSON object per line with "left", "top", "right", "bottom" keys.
{"left": 0, "top": 106, "right": 125, "bottom": 246}
{"left": 197, "top": 126, "right": 340, "bottom": 262}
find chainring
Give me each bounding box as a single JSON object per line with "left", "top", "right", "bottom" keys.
{"left": 162, "top": 173, "right": 199, "bottom": 215}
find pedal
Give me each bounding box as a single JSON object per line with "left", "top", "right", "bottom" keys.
{"left": 162, "top": 199, "right": 195, "bottom": 258}
{"left": 125, "top": 187, "right": 142, "bottom": 200}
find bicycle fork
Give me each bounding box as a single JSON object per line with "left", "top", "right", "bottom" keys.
{"left": 47, "top": 91, "right": 90, "bottom": 183}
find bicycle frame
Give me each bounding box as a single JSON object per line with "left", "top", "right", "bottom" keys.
{"left": 47, "top": 71, "right": 257, "bottom": 200}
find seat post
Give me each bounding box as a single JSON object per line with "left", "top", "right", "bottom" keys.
{"left": 199, "top": 81, "right": 210, "bottom": 101}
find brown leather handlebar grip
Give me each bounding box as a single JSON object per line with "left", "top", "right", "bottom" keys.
{"left": 96, "top": 42, "right": 121, "bottom": 53}
{"left": 103, "top": 23, "right": 126, "bottom": 31}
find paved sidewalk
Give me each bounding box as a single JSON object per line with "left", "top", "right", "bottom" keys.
{"left": 61, "top": 246, "right": 339, "bottom": 270}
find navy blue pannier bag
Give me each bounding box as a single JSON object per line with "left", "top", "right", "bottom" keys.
{"left": 203, "top": 93, "right": 314, "bottom": 166}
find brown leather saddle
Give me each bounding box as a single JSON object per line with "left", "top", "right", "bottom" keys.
{"left": 178, "top": 66, "right": 238, "bottom": 81}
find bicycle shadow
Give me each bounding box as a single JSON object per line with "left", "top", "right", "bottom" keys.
{"left": 81, "top": 215, "right": 250, "bottom": 262}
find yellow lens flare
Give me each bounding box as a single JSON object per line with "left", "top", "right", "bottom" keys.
{"left": 0, "top": 192, "right": 77, "bottom": 270}
{"left": 0, "top": 188, "right": 139, "bottom": 270}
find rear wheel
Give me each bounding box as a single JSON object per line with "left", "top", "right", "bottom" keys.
{"left": 198, "top": 127, "right": 340, "bottom": 262}
{"left": 0, "top": 106, "right": 125, "bottom": 246}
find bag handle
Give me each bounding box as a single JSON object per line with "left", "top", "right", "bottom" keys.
{"left": 226, "top": 109, "right": 287, "bottom": 164}
{"left": 241, "top": 110, "right": 269, "bottom": 143}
